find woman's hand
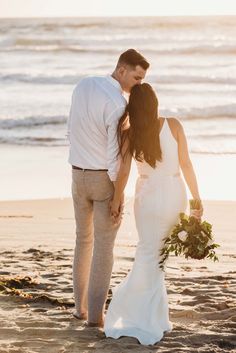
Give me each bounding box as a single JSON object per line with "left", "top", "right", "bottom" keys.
{"left": 190, "top": 205, "right": 203, "bottom": 221}
{"left": 110, "top": 194, "right": 124, "bottom": 224}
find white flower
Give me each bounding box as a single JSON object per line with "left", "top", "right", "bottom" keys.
{"left": 178, "top": 231, "right": 188, "bottom": 242}
{"left": 200, "top": 231, "right": 207, "bottom": 237}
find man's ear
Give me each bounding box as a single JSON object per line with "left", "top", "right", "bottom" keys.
{"left": 117, "top": 66, "right": 126, "bottom": 76}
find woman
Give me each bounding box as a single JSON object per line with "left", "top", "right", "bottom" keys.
{"left": 104, "top": 83, "right": 202, "bottom": 345}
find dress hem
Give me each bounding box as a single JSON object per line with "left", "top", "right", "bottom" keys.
{"left": 105, "top": 324, "right": 172, "bottom": 346}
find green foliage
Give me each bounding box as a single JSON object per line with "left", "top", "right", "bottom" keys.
{"left": 159, "top": 208, "right": 220, "bottom": 271}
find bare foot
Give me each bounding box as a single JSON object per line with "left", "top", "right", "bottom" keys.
{"left": 73, "top": 311, "right": 88, "bottom": 320}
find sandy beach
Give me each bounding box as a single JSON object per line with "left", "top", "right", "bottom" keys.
{"left": 0, "top": 197, "right": 235, "bottom": 353}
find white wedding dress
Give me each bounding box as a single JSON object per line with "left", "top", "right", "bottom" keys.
{"left": 104, "top": 118, "right": 188, "bottom": 345}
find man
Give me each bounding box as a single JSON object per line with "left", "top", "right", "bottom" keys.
{"left": 68, "top": 49, "right": 149, "bottom": 327}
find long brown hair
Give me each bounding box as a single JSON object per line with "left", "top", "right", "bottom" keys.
{"left": 117, "top": 83, "right": 162, "bottom": 168}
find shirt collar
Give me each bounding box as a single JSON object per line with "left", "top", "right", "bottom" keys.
{"left": 106, "top": 75, "right": 123, "bottom": 93}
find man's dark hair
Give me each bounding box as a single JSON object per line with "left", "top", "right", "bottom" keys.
{"left": 117, "top": 49, "right": 149, "bottom": 70}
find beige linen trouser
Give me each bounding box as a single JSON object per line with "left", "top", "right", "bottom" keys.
{"left": 72, "top": 169, "right": 120, "bottom": 323}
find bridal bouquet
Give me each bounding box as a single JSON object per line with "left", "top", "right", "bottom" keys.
{"left": 159, "top": 200, "right": 220, "bottom": 270}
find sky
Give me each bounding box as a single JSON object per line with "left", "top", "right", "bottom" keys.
{"left": 1, "top": 0, "right": 236, "bottom": 17}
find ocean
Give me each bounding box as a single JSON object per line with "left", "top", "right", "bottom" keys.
{"left": 1, "top": 16, "right": 236, "bottom": 153}
{"left": 0, "top": 16, "right": 236, "bottom": 201}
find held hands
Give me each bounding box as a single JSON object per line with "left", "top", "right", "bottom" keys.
{"left": 110, "top": 193, "right": 124, "bottom": 225}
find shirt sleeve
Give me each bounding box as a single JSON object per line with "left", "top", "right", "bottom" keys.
{"left": 106, "top": 105, "right": 126, "bottom": 181}
{"left": 66, "top": 87, "right": 76, "bottom": 143}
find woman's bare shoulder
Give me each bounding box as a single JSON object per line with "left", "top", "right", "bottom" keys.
{"left": 168, "top": 117, "right": 182, "bottom": 126}
{"left": 166, "top": 117, "right": 184, "bottom": 141}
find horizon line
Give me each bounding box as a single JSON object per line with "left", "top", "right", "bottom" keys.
{"left": 1, "top": 14, "right": 236, "bottom": 19}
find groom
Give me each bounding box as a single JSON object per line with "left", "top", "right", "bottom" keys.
{"left": 68, "top": 49, "right": 149, "bottom": 327}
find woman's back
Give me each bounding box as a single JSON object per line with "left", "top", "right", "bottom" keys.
{"left": 135, "top": 117, "right": 180, "bottom": 177}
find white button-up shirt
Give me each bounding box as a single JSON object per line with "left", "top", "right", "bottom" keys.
{"left": 67, "top": 75, "right": 127, "bottom": 181}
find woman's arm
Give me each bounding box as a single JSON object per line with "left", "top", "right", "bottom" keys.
{"left": 111, "top": 137, "right": 132, "bottom": 221}
{"left": 175, "top": 119, "right": 203, "bottom": 217}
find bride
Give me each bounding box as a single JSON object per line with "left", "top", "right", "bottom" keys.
{"left": 104, "top": 83, "right": 203, "bottom": 345}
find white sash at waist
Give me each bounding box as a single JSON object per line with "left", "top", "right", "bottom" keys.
{"left": 139, "top": 172, "right": 180, "bottom": 179}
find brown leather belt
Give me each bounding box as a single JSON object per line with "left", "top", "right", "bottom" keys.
{"left": 72, "top": 165, "right": 108, "bottom": 172}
